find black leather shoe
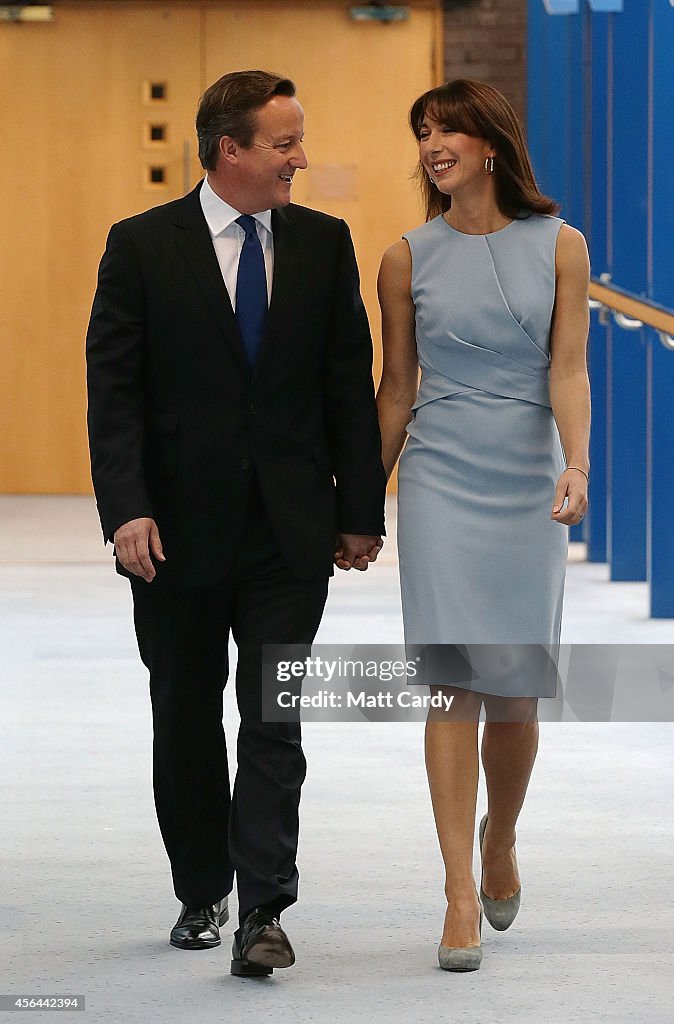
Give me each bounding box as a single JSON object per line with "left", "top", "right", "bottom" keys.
{"left": 170, "top": 897, "right": 229, "bottom": 949}
{"left": 231, "top": 907, "right": 295, "bottom": 976}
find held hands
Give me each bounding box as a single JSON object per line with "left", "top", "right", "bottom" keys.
{"left": 115, "top": 521, "right": 380, "bottom": 577}
{"left": 334, "top": 533, "right": 383, "bottom": 571}
{"left": 113, "top": 517, "right": 165, "bottom": 582}
{"left": 551, "top": 468, "right": 588, "bottom": 526}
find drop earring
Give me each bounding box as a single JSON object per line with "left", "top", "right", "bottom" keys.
{"left": 484, "top": 155, "right": 495, "bottom": 174}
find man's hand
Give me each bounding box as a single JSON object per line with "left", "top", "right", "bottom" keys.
{"left": 113, "top": 517, "right": 165, "bottom": 582}
{"left": 334, "top": 534, "right": 383, "bottom": 572}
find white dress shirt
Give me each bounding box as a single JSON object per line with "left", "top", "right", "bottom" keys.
{"left": 199, "top": 176, "right": 274, "bottom": 308}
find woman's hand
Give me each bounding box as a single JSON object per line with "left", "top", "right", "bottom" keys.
{"left": 551, "top": 468, "right": 588, "bottom": 525}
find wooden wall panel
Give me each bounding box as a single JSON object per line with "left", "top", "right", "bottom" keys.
{"left": 0, "top": 3, "right": 202, "bottom": 492}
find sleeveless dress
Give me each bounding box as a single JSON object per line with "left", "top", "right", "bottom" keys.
{"left": 397, "top": 213, "right": 568, "bottom": 697}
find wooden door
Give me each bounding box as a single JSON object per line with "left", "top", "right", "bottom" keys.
{"left": 0, "top": 1, "right": 439, "bottom": 493}
{"left": 0, "top": 3, "right": 202, "bottom": 492}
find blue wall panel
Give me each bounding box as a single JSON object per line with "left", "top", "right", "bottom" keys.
{"left": 566, "top": 12, "right": 587, "bottom": 543}
{"left": 530, "top": 0, "right": 674, "bottom": 616}
{"left": 605, "top": 0, "right": 649, "bottom": 580}
{"left": 565, "top": 13, "right": 585, "bottom": 233}
{"left": 528, "top": 6, "right": 586, "bottom": 542}
{"left": 528, "top": 7, "right": 578, "bottom": 205}
{"left": 648, "top": 0, "right": 674, "bottom": 616}
{"left": 527, "top": 0, "right": 548, "bottom": 179}
{"left": 584, "top": 10, "right": 609, "bottom": 562}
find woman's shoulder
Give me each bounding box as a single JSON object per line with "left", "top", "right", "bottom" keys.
{"left": 379, "top": 238, "right": 412, "bottom": 284}
{"left": 518, "top": 211, "right": 565, "bottom": 231}
{"left": 402, "top": 215, "right": 444, "bottom": 243}
{"left": 555, "top": 221, "right": 587, "bottom": 246}
{"left": 555, "top": 223, "right": 590, "bottom": 275}
{"left": 517, "top": 214, "right": 589, "bottom": 261}
{"left": 519, "top": 212, "right": 584, "bottom": 240}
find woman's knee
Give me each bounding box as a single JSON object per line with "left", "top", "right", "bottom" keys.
{"left": 427, "top": 685, "right": 483, "bottom": 723}
{"left": 482, "top": 695, "right": 538, "bottom": 724}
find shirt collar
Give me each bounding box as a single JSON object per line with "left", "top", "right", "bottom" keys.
{"left": 200, "top": 176, "right": 272, "bottom": 237}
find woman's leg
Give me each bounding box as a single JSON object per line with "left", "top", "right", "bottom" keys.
{"left": 479, "top": 695, "right": 539, "bottom": 899}
{"left": 425, "top": 686, "right": 483, "bottom": 948}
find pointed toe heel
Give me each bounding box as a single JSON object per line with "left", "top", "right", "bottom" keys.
{"left": 479, "top": 814, "right": 522, "bottom": 931}
{"left": 437, "top": 943, "right": 483, "bottom": 972}
{"left": 479, "top": 888, "right": 521, "bottom": 932}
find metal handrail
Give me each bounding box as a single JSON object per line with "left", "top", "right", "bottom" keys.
{"left": 589, "top": 275, "right": 674, "bottom": 351}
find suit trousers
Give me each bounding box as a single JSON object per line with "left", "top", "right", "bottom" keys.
{"left": 130, "top": 476, "right": 330, "bottom": 922}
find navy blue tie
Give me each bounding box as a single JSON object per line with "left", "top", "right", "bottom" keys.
{"left": 235, "top": 215, "right": 267, "bottom": 367}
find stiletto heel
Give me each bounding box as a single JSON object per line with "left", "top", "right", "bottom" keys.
{"left": 479, "top": 813, "right": 521, "bottom": 931}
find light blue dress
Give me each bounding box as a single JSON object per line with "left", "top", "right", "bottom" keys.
{"left": 397, "top": 213, "right": 568, "bottom": 697}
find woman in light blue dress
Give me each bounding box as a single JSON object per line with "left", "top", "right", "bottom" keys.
{"left": 376, "top": 80, "right": 590, "bottom": 971}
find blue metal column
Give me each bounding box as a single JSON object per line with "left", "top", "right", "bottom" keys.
{"left": 566, "top": 11, "right": 588, "bottom": 543}
{"left": 528, "top": 3, "right": 586, "bottom": 541}
{"left": 648, "top": 0, "right": 674, "bottom": 616}
{"left": 529, "top": 8, "right": 577, "bottom": 206}
{"left": 605, "top": 0, "right": 649, "bottom": 581}
{"left": 565, "top": 12, "right": 586, "bottom": 233}
{"left": 584, "top": 10, "right": 609, "bottom": 562}
{"left": 527, "top": 1, "right": 549, "bottom": 184}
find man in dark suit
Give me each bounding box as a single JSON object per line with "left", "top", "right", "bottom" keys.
{"left": 86, "top": 70, "right": 386, "bottom": 976}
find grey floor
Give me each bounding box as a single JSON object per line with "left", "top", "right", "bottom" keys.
{"left": 1, "top": 496, "right": 673, "bottom": 1023}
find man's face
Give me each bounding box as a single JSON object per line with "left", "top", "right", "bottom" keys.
{"left": 231, "top": 95, "right": 307, "bottom": 212}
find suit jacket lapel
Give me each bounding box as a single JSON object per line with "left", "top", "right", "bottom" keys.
{"left": 253, "top": 205, "right": 301, "bottom": 378}
{"left": 171, "top": 185, "right": 250, "bottom": 373}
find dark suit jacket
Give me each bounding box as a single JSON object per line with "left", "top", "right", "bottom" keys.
{"left": 86, "top": 183, "right": 386, "bottom": 585}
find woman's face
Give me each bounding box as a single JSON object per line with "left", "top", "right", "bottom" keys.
{"left": 418, "top": 113, "right": 494, "bottom": 196}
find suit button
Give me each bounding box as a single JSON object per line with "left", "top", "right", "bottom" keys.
{"left": 241, "top": 458, "right": 251, "bottom": 470}
{"left": 248, "top": 402, "right": 256, "bottom": 414}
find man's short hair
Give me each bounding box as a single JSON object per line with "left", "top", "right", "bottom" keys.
{"left": 196, "top": 70, "right": 296, "bottom": 171}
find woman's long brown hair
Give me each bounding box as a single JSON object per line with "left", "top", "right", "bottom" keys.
{"left": 409, "top": 79, "right": 559, "bottom": 222}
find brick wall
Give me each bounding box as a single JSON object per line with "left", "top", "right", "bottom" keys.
{"left": 442, "top": 0, "right": 528, "bottom": 123}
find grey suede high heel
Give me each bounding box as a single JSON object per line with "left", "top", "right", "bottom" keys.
{"left": 437, "top": 899, "right": 483, "bottom": 972}
{"left": 479, "top": 813, "right": 521, "bottom": 931}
